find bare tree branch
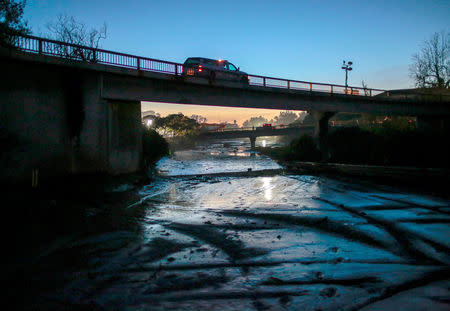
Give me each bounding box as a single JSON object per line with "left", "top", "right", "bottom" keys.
{"left": 409, "top": 31, "right": 449, "bottom": 89}
{"left": 46, "top": 14, "right": 107, "bottom": 62}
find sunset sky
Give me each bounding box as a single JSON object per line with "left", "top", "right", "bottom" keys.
{"left": 141, "top": 102, "right": 286, "bottom": 125}
{"left": 24, "top": 0, "right": 449, "bottom": 124}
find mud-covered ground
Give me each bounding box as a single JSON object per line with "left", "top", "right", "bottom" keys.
{"left": 14, "top": 138, "right": 450, "bottom": 310}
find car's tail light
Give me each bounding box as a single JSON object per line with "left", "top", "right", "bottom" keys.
{"left": 198, "top": 65, "right": 203, "bottom": 72}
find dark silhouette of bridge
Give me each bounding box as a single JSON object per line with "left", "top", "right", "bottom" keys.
{"left": 200, "top": 126, "right": 314, "bottom": 148}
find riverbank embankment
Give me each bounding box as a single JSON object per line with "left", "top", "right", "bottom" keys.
{"left": 279, "top": 160, "right": 450, "bottom": 198}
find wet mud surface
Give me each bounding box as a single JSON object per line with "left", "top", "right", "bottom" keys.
{"left": 16, "top": 138, "right": 450, "bottom": 310}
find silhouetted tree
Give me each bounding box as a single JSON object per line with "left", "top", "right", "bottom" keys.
{"left": 242, "top": 116, "right": 268, "bottom": 128}
{"left": 154, "top": 114, "right": 200, "bottom": 137}
{"left": 0, "top": 0, "right": 30, "bottom": 47}
{"left": 271, "top": 111, "right": 298, "bottom": 126}
{"left": 409, "top": 31, "right": 449, "bottom": 89}
{"left": 190, "top": 114, "right": 207, "bottom": 124}
{"left": 47, "top": 14, "right": 107, "bottom": 62}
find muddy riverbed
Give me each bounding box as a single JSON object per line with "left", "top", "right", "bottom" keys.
{"left": 16, "top": 137, "right": 450, "bottom": 310}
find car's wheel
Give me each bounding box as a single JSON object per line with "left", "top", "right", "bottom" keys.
{"left": 241, "top": 76, "right": 249, "bottom": 86}
{"left": 209, "top": 71, "right": 216, "bottom": 84}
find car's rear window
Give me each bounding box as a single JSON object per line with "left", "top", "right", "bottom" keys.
{"left": 184, "top": 58, "right": 201, "bottom": 65}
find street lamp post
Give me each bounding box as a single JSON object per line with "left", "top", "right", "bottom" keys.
{"left": 341, "top": 60, "right": 353, "bottom": 93}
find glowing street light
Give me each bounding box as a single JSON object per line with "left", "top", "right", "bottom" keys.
{"left": 341, "top": 60, "right": 353, "bottom": 92}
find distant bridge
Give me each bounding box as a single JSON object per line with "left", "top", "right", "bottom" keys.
{"left": 200, "top": 126, "right": 314, "bottom": 148}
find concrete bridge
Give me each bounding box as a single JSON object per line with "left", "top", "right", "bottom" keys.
{"left": 200, "top": 126, "right": 315, "bottom": 148}
{"left": 1, "top": 34, "right": 449, "bottom": 183}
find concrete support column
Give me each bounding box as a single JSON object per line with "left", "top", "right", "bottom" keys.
{"left": 107, "top": 100, "right": 143, "bottom": 174}
{"left": 249, "top": 136, "right": 256, "bottom": 149}
{"left": 310, "top": 110, "right": 336, "bottom": 162}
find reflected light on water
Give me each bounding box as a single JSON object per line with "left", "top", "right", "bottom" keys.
{"left": 262, "top": 139, "right": 266, "bottom": 147}
{"left": 262, "top": 177, "right": 272, "bottom": 201}
{"left": 226, "top": 152, "right": 250, "bottom": 157}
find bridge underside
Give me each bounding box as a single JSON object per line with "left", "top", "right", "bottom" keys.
{"left": 102, "top": 73, "right": 450, "bottom": 117}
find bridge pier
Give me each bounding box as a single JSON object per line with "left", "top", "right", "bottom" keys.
{"left": 107, "top": 100, "right": 143, "bottom": 174}
{"left": 310, "top": 111, "right": 336, "bottom": 162}
{"left": 249, "top": 136, "right": 257, "bottom": 149}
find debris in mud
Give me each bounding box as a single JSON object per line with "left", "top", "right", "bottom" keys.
{"left": 279, "top": 295, "right": 292, "bottom": 305}
{"left": 252, "top": 300, "right": 270, "bottom": 310}
{"left": 319, "top": 286, "right": 337, "bottom": 297}
{"left": 167, "top": 257, "right": 175, "bottom": 262}
{"left": 315, "top": 271, "right": 324, "bottom": 279}
{"left": 328, "top": 246, "right": 339, "bottom": 253}
{"left": 268, "top": 276, "right": 285, "bottom": 285}
{"left": 332, "top": 257, "right": 345, "bottom": 264}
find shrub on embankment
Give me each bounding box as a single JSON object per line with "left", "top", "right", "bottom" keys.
{"left": 260, "top": 126, "right": 450, "bottom": 168}
{"left": 142, "top": 126, "right": 169, "bottom": 165}
{"left": 328, "top": 126, "right": 449, "bottom": 167}
{"left": 281, "top": 134, "right": 322, "bottom": 161}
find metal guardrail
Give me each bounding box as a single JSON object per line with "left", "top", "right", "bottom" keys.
{"left": 1, "top": 34, "right": 411, "bottom": 98}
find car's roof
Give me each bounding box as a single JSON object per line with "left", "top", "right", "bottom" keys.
{"left": 185, "top": 57, "right": 228, "bottom": 62}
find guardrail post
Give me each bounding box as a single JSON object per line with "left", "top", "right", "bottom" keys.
{"left": 92, "top": 49, "right": 97, "bottom": 62}
{"left": 263, "top": 77, "right": 266, "bottom": 87}
{"left": 137, "top": 57, "right": 140, "bottom": 70}
{"left": 38, "top": 38, "right": 42, "bottom": 54}
{"left": 330, "top": 85, "right": 333, "bottom": 93}
{"left": 175, "top": 64, "right": 178, "bottom": 75}
{"left": 370, "top": 89, "right": 372, "bottom": 96}
{"left": 287, "top": 80, "right": 290, "bottom": 89}
{"left": 350, "top": 87, "right": 353, "bottom": 95}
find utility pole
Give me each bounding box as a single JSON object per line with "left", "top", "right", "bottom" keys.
{"left": 341, "top": 60, "right": 353, "bottom": 93}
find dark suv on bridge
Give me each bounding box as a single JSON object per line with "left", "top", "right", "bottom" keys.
{"left": 182, "top": 57, "right": 249, "bottom": 85}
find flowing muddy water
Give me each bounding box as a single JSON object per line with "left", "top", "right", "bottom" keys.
{"left": 25, "top": 137, "right": 450, "bottom": 310}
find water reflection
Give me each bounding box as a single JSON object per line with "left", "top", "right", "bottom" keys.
{"left": 262, "top": 177, "right": 272, "bottom": 200}
{"left": 157, "top": 138, "right": 281, "bottom": 176}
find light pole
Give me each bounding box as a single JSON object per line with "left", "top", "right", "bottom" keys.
{"left": 341, "top": 60, "right": 353, "bottom": 93}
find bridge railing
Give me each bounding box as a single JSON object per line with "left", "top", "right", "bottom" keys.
{"left": 247, "top": 74, "right": 386, "bottom": 96}
{"left": 14, "top": 34, "right": 181, "bottom": 74}
{"left": 4, "top": 33, "right": 423, "bottom": 99}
